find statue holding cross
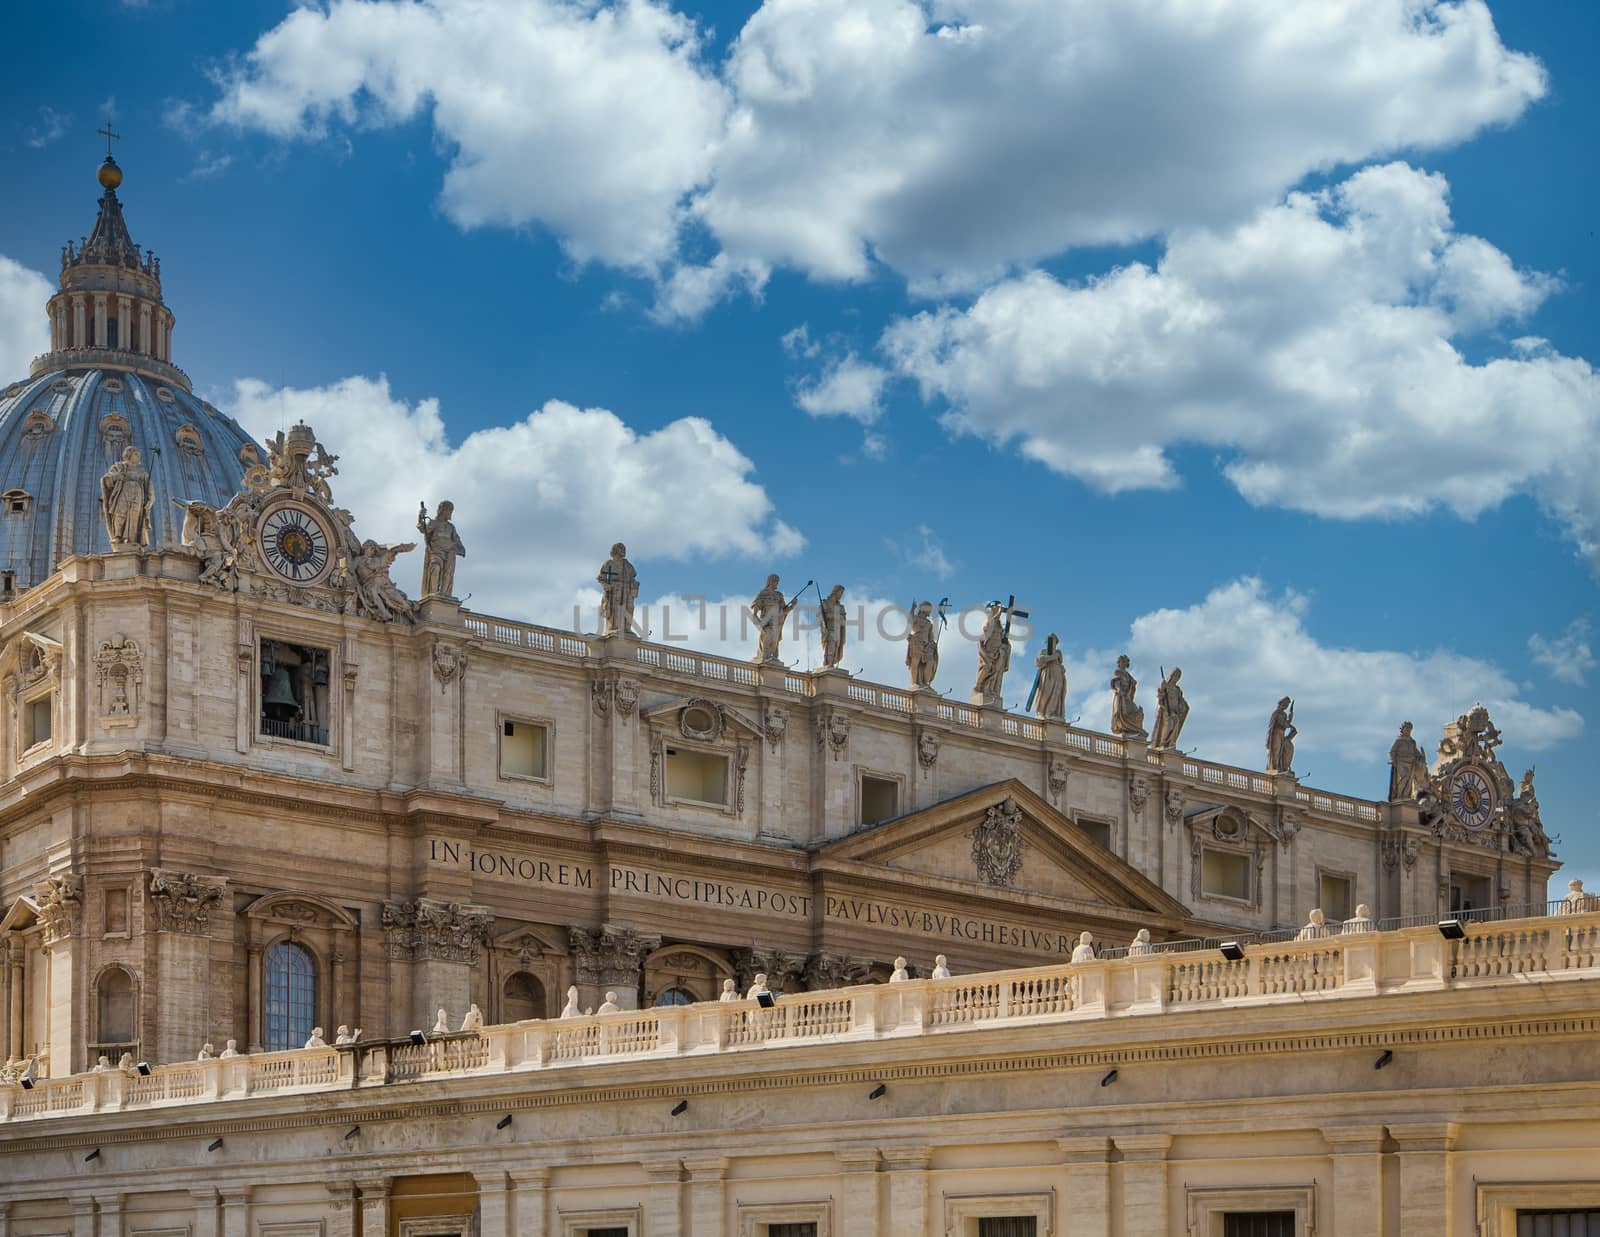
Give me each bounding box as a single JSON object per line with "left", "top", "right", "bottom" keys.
{"left": 596, "top": 543, "right": 639, "bottom": 636}
{"left": 972, "top": 596, "right": 1027, "bottom": 708}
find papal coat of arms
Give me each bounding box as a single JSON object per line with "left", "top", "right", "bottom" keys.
{"left": 971, "top": 797, "right": 1025, "bottom": 887}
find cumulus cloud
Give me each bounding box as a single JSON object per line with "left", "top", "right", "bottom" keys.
{"left": 0, "top": 256, "right": 52, "bottom": 380}
{"left": 794, "top": 353, "right": 889, "bottom": 422}
{"left": 1066, "top": 578, "right": 1582, "bottom": 777}
{"left": 225, "top": 374, "right": 801, "bottom": 616}
{"left": 1529, "top": 620, "right": 1597, "bottom": 687}
{"left": 198, "top": 0, "right": 728, "bottom": 272}
{"left": 881, "top": 163, "right": 1600, "bottom": 559}
{"left": 192, "top": 0, "right": 1544, "bottom": 299}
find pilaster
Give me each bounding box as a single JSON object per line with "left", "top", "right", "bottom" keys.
{"left": 836, "top": 1149, "right": 882, "bottom": 1237}
{"left": 568, "top": 925, "right": 659, "bottom": 1011}
{"left": 1388, "top": 1122, "right": 1457, "bottom": 1237}
{"left": 509, "top": 1169, "right": 550, "bottom": 1237}
{"left": 356, "top": 1178, "right": 390, "bottom": 1237}
{"left": 93, "top": 1195, "right": 123, "bottom": 1237}
{"left": 220, "top": 1188, "right": 251, "bottom": 1237}
{"left": 882, "top": 1147, "right": 932, "bottom": 1237}
{"left": 474, "top": 1171, "right": 510, "bottom": 1237}
{"left": 1115, "top": 1134, "right": 1172, "bottom": 1236}
{"left": 70, "top": 1198, "right": 95, "bottom": 1237}
{"left": 148, "top": 869, "right": 226, "bottom": 1065}
{"left": 685, "top": 1158, "right": 728, "bottom": 1237}
{"left": 811, "top": 704, "right": 853, "bottom": 839}
{"left": 190, "top": 1189, "right": 219, "bottom": 1237}
{"left": 1323, "top": 1126, "right": 1386, "bottom": 1237}
{"left": 382, "top": 897, "right": 492, "bottom": 1028}
{"left": 1058, "top": 1137, "right": 1112, "bottom": 1237}
{"left": 643, "top": 1160, "right": 684, "bottom": 1237}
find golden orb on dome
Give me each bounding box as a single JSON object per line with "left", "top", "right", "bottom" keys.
{"left": 98, "top": 156, "right": 123, "bottom": 190}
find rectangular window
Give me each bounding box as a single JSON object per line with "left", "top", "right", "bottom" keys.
{"left": 1, "top": 571, "right": 14, "bottom": 595}
{"left": 1450, "top": 873, "right": 1493, "bottom": 916}
{"left": 1202, "top": 848, "right": 1251, "bottom": 901}
{"left": 1318, "top": 873, "right": 1353, "bottom": 921}
{"left": 585, "top": 1230, "right": 631, "bottom": 1237}
{"left": 768, "top": 1226, "right": 818, "bottom": 1237}
{"left": 1222, "top": 1214, "right": 1296, "bottom": 1237}
{"left": 1076, "top": 817, "right": 1112, "bottom": 850}
{"left": 104, "top": 887, "right": 129, "bottom": 935}
{"left": 25, "top": 696, "right": 52, "bottom": 748}
{"left": 259, "top": 639, "right": 331, "bottom": 746}
{"left": 860, "top": 775, "right": 899, "bottom": 825}
{"left": 500, "top": 719, "right": 548, "bottom": 780}
{"left": 978, "top": 1221, "right": 1037, "bottom": 1237}
{"left": 1518, "top": 1211, "right": 1600, "bottom": 1236}
{"left": 665, "top": 747, "right": 729, "bottom": 805}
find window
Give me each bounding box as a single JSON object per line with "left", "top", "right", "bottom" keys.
{"left": 260, "top": 640, "right": 331, "bottom": 746}
{"left": 1187, "top": 1187, "right": 1312, "bottom": 1237}
{"left": 1518, "top": 1213, "right": 1600, "bottom": 1236}
{"left": 25, "top": 696, "right": 52, "bottom": 748}
{"left": 1202, "top": 848, "right": 1251, "bottom": 901}
{"left": 1076, "top": 816, "right": 1113, "bottom": 850}
{"left": 500, "top": 719, "right": 548, "bottom": 780}
{"left": 945, "top": 1195, "right": 1050, "bottom": 1237}
{"left": 979, "top": 1222, "right": 1036, "bottom": 1237}
{"left": 0, "top": 572, "right": 14, "bottom": 598}
{"left": 264, "top": 941, "right": 317, "bottom": 1051}
{"left": 1222, "top": 1215, "right": 1296, "bottom": 1237}
{"left": 1451, "top": 873, "right": 1493, "bottom": 916}
{"left": 586, "top": 1231, "right": 630, "bottom": 1237}
{"left": 665, "top": 747, "right": 729, "bottom": 805}
{"left": 655, "top": 987, "right": 696, "bottom": 1007}
{"left": 769, "top": 1227, "right": 818, "bottom": 1237}
{"left": 1318, "top": 872, "right": 1353, "bottom": 922}
{"left": 502, "top": 971, "right": 545, "bottom": 1022}
{"left": 738, "top": 1204, "right": 832, "bottom": 1237}
{"left": 103, "top": 887, "right": 129, "bottom": 935}
{"left": 96, "top": 967, "right": 135, "bottom": 1044}
{"left": 859, "top": 774, "right": 899, "bottom": 825}
{"left": 3, "top": 488, "right": 31, "bottom": 515}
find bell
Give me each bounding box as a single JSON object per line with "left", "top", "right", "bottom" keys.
{"left": 262, "top": 666, "right": 300, "bottom": 718}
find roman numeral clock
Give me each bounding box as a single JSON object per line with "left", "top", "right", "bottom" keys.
{"left": 258, "top": 502, "right": 334, "bottom": 585}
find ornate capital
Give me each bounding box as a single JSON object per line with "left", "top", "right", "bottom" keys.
{"left": 381, "top": 897, "right": 492, "bottom": 963}
{"left": 568, "top": 924, "right": 660, "bottom": 987}
{"left": 148, "top": 868, "right": 227, "bottom": 935}
{"left": 732, "top": 946, "right": 807, "bottom": 994}
{"left": 35, "top": 873, "right": 83, "bottom": 945}
{"left": 803, "top": 951, "right": 872, "bottom": 991}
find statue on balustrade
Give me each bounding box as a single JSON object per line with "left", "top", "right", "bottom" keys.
{"left": 906, "top": 601, "right": 940, "bottom": 689}
{"left": 1109, "top": 655, "right": 1146, "bottom": 739}
{"left": 417, "top": 499, "right": 466, "bottom": 598}
{"left": 1387, "top": 721, "right": 1429, "bottom": 800}
{"left": 750, "top": 574, "right": 800, "bottom": 664}
{"left": 100, "top": 445, "right": 153, "bottom": 548}
{"left": 819, "top": 584, "right": 847, "bottom": 668}
{"left": 972, "top": 602, "right": 1012, "bottom": 707}
{"left": 1031, "top": 633, "right": 1066, "bottom": 720}
{"left": 597, "top": 542, "right": 639, "bottom": 635}
{"left": 1266, "top": 697, "right": 1297, "bottom": 774}
{"left": 1151, "top": 667, "right": 1189, "bottom": 750}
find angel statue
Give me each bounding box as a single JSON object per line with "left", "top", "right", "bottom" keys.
{"left": 173, "top": 499, "right": 234, "bottom": 589}
{"left": 351, "top": 540, "right": 417, "bottom": 623}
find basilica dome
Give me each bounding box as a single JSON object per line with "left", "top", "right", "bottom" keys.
{"left": 0, "top": 153, "right": 261, "bottom": 594}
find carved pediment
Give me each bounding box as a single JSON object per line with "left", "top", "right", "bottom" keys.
{"left": 243, "top": 890, "right": 358, "bottom": 931}
{"left": 640, "top": 696, "right": 763, "bottom": 742}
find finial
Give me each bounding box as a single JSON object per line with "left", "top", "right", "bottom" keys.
{"left": 96, "top": 124, "right": 124, "bottom": 190}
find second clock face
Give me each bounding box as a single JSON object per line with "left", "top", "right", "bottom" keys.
{"left": 1449, "top": 767, "right": 1495, "bottom": 830}
{"left": 259, "top": 503, "right": 333, "bottom": 584}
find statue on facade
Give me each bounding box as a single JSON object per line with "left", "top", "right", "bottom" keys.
{"left": 972, "top": 602, "right": 1012, "bottom": 706}
{"left": 906, "top": 601, "right": 940, "bottom": 689}
{"left": 560, "top": 987, "right": 582, "bottom": 1018}
{"left": 1341, "top": 905, "right": 1373, "bottom": 934}
{"left": 1295, "top": 909, "right": 1329, "bottom": 941}
{"left": 890, "top": 957, "right": 910, "bottom": 983}
{"left": 417, "top": 500, "right": 466, "bottom": 598}
{"left": 719, "top": 978, "right": 739, "bottom": 1002}
{"left": 1128, "top": 929, "right": 1157, "bottom": 956}
{"left": 1387, "top": 722, "right": 1429, "bottom": 800}
{"left": 930, "top": 955, "right": 951, "bottom": 979}
{"left": 596, "top": 992, "right": 621, "bottom": 1014}
{"left": 1070, "top": 932, "right": 1096, "bottom": 963}
{"left": 1030, "top": 633, "right": 1066, "bottom": 720}
{"left": 597, "top": 542, "right": 638, "bottom": 636}
{"left": 750, "top": 575, "right": 801, "bottom": 664}
{"left": 1266, "top": 697, "right": 1297, "bottom": 774}
{"left": 173, "top": 499, "right": 233, "bottom": 587}
{"left": 304, "top": 1027, "right": 327, "bottom": 1048}
{"left": 819, "top": 584, "right": 847, "bottom": 668}
{"left": 100, "top": 445, "right": 153, "bottom": 548}
{"left": 350, "top": 540, "right": 417, "bottom": 623}
{"left": 1109, "top": 655, "right": 1146, "bottom": 739}
{"left": 1151, "top": 667, "right": 1189, "bottom": 750}
{"left": 1508, "top": 767, "right": 1550, "bottom": 858}
{"left": 459, "top": 1004, "right": 483, "bottom": 1032}
{"left": 745, "top": 972, "right": 771, "bottom": 1001}
{"left": 265, "top": 424, "right": 338, "bottom": 501}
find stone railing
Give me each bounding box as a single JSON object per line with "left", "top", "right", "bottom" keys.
{"left": 28, "top": 347, "right": 192, "bottom": 391}
{"left": 7, "top": 908, "right": 1597, "bottom": 1123}
{"left": 462, "top": 613, "right": 591, "bottom": 658}
{"left": 1182, "top": 757, "right": 1277, "bottom": 797}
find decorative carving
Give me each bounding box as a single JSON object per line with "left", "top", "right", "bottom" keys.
{"left": 1048, "top": 755, "right": 1069, "bottom": 803}
{"left": 1110, "top": 654, "right": 1146, "bottom": 739}
{"left": 750, "top": 574, "right": 800, "bottom": 664}
{"left": 819, "top": 584, "right": 847, "bottom": 669}
{"left": 735, "top": 741, "right": 750, "bottom": 815}
{"left": 1418, "top": 706, "right": 1528, "bottom": 852}
{"left": 597, "top": 542, "right": 638, "bottom": 636}
{"left": 679, "top": 699, "right": 723, "bottom": 742}
{"left": 1151, "top": 667, "right": 1189, "bottom": 750}
{"left": 1163, "top": 785, "right": 1184, "bottom": 828}
{"left": 100, "top": 445, "right": 153, "bottom": 548}
{"left": 917, "top": 727, "right": 941, "bottom": 771}
{"left": 649, "top": 747, "right": 661, "bottom": 804}
{"left": 614, "top": 678, "right": 639, "bottom": 717}
{"left": 815, "top": 709, "right": 850, "bottom": 760}
{"left": 971, "top": 796, "right": 1025, "bottom": 887}
{"left": 803, "top": 951, "right": 872, "bottom": 991}
{"left": 1277, "top": 811, "right": 1302, "bottom": 850}
{"left": 382, "top": 898, "right": 493, "bottom": 964}
{"left": 174, "top": 499, "right": 235, "bottom": 588}
{"left": 20, "top": 630, "right": 63, "bottom": 689}
{"left": 349, "top": 540, "right": 417, "bottom": 623}
{"left": 431, "top": 643, "right": 465, "bottom": 688}
{"left": 148, "top": 868, "right": 226, "bottom": 935}
{"left": 1128, "top": 774, "right": 1151, "bottom": 821}
{"left": 34, "top": 873, "right": 83, "bottom": 945}
{"left": 93, "top": 633, "right": 143, "bottom": 717}
{"left": 1508, "top": 767, "right": 1550, "bottom": 858}
{"left": 569, "top": 925, "right": 661, "bottom": 988}
{"left": 1381, "top": 831, "right": 1422, "bottom": 874}
{"left": 731, "top": 946, "right": 807, "bottom": 995}
{"left": 763, "top": 705, "right": 788, "bottom": 752}
{"left": 906, "top": 601, "right": 940, "bottom": 689}
{"left": 264, "top": 423, "right": 339, "bottom": 501}
{"left": 1266, "top": 697, "right": 1297, "bottom": 774}
{"left": 591, "top": 678, "right": 611, "bottom": 719}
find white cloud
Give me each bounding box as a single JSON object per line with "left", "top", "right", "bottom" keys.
{"left": 183, "top": 150, "right": 233, "bottom": 181}
{"left": 1529, "top": 620, "right": 1596, "bottom": 687}
{"left": 794, "top": 352, "right": 889, "bottom": 422}
{"left": 881, "top": 163, "right": 1600, "bottom": 559}
{"left": 25, "top": 106, "right": 72, "bottom": 150}
{"left": 225, "top": 374, "right": 801, "bottom": 616}
{"left": 1066, "top": 578, "right": 1582, "bottom": 778}
{"left": 0, "top": 256, "right": 52, "bottom": 380}
{"left": 193, "top": 0, "right": 1544, "bottom": 300}
{"left": 199, "top": 0, "right": 729, "bottom": 272}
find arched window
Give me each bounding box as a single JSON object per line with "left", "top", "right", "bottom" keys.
{"left": 654, "top": 987, "right": 696, "bottom": 1007}
{"left": 96, "top": 967, "right": 135, "bottom": 1045}
{"left": 502, "top": 971, "right": 545, "bottom": 1023}
{"left": 264, "top": 942, "right": 317, "bottom": 1051}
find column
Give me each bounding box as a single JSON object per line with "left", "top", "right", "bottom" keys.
{"left": 4, "top": 940, "right": 20, "bottom": 1063}
{"left": 220, "top": 1188, "right": 251, "bottom": 1237}
{"left": 1058, "top": 1137, "right": 1112, "bottom": 1237}
{"left": 191, "top": 1189, "right": 220, "bottom": 1237}
{"left": 882, "top": 1147, "right": 931, "bottom": 1237}
{"left": 70, "top": 1199, "right": 95, "bottom": 1237}
{"left": 836, "top": 1150, "right": 881, "bottom": 1237}
{"left": 93, "top": 295, "right": 107, "bottom": 349}
{"left": 94, "top": 1195, "right": 123, "bottom": 1237}
{"left": 356, "top": 1178, "right": 390, "bottom": 1237}
{"left": 685, "top": 1157, "right": 727, "bottom": 1237}
{"left": 139, "top": 304, "right": 151, "bottom": 356}
{"left": 325, "top": 1184, "right": 356, "bottom": 1237}
{"left": 246, "top": 944, "right": 264, "bottom": 1053}
{"left": 148, "top": 870, "right": 227, "bottom": 1064}
{"left": 642, "top": 1160, "right": 683, "bottom": 1237}
{"left": 1389, "top": 1123, "right": 1456, "bottom": 1237}
{"left": 1323, "top": 1126, "right": 1385, "bottom": 1237}
{"left": 73, "top": 295, "right": 86, "bottom": 351}
{"left": 116, "top": 295, "right": 131, "bottom": 350}
{"left": 1115, "top": 1134, "right": 1172, "bottom": 1236}
{"left": 568, "top": 926, "right": 658, "bottom": 1013}
{"left": 508, "top": 1170, "right": 549, "bottom": 1237}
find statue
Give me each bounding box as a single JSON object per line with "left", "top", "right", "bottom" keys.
{"left": 596, "top": 542, "right": 638, "bottom": 635}
{"left": 197, "top": 1043, "right": 214, "bottom": 1060}
{"left": 1266, "top": 697, "right": 1297, "bottom": 774}
{"left": 745, "top": 972, "right": 771, "bottom": 1001}
{"left": 560, "top": 986, "right": 582, "bottom": 1018}
{"left": 1295, "top": 909, "right": 1329, "bottom": 941}
{"left": 304, "top": 1027, "right": 327, "bottom": 1048}
{"left": 265, "top": 423, "right": 338, "bottom": 501}
{"left": 100, "top": 445, "right": 153, "bottom": 548}
{"left": 1128, "top": 929, "right": 1157, "bottom": 956}
{"left": 930, "top": 955, "right": 951, "bottom": 979}
{"left": 718, "top": 978, "right": 739, "bottom": 1002}
{"left": 459, "top": 1004, "right": 483, "bottom": 1032}
{"left": 1387, "top": 722, "right": 1429, "bottom": 800}
{"left": 750, "top": 575, "right": 800, "bottom": 664}
{"left": 819, "top": 584, "right": 847, "bottom": 668}
{"left": 1508, "top": 767, "right": 1549, "bottom": 858}
{"left": 219, "top": 1040, "right": 239, "bottom": 1059}
{"left": 1070, "top": 932, "right": 1096, "bottom": 963}
{"left": 1560, "top": 879, "right": 1597, "bottom": 914}
{"left": 173, "top": 499, "right": 234, "bottom": 588}
{"left": 1109, "top": 655, "right": 1146, "bottom": 739}
{"left": 350, "top": 540, "right": 416, "bottom": 623}
{"left": 1031, "top": 633, "right": 1066, "bottom": 721}
{"left": 889, "top": 957, "right": 910, "bottom": 983}
{"left": 432, "top": 1008, "right": 450, "bottom": 1034}
{"left": 1341, "top": 904, "right": 1373, "bottom": 934}
{"left": 906, "top": 601, "right": 940, "bottom": 689}
{"left": 972, "top": 602, "right": 1012, "bottom": 706}
{"left": 596, "top": 992, "right": 621, "bottom": 1014}
{"left": 417, "top": 500, "right": 466, "bottom": 598}
{"left": 1151, "top": 667, "right": 1189, "bottom": 750}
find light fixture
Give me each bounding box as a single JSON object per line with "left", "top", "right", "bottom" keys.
{"left": 135, "top": 1061, "right": 152, "bottom": 1076}
{"left": 18, "top": 1065, "right": 34, "bottom": 1091}
{"left": 409, "top": 1030, "right": 427, "bottom": 1045}
{"left": 755, "top": 991, "right": 776, "bottom": 1009}
{"left": 1438, "top": 919, "right": 1466, "bottom": 940}
{"left": 1100, "top": 1069, "right": 1119, "bottom": 1087}
{"left": 207, "top": 1138, "right": 224, "bottom": 1152}
{"left": 343, "top": 1125, "right": 360, "bottom": 1141}
{"left": 496, "top": 1114, "right": 514, "bottom": 1130}
{"left": 84, "top": 1149, "right": 101, "bottom": 1163}
{"left": 671, "top": 1100, "right": 689, "bottom": 1116}
{"left": 867, "top": 1084, "right": 887, "bottom": 1100}
{"left": 1219, "top": 941, "right": 1245, "bottom": 961}
{"left": 1374, "top": 1050, "right": 1394, "bottom": 1070}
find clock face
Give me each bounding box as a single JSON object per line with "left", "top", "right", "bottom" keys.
{"left": 1449, "top": 767, "right": 1495, "bottom": 830}
{"left": 259, "top": 503, "right": 332, "bottom": 584}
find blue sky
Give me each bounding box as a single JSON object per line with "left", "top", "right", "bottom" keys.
{"left": 1, "top": 0, "right": 1595, "bottom": 897}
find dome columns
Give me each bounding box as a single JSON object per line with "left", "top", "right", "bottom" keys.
{"left": 46, "top": 289, "right": 174, "bottom": 366}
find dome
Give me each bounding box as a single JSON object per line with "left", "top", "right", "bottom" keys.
{"left": 0, "top": 369, "right": 258, "bottom": 591}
